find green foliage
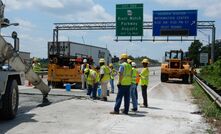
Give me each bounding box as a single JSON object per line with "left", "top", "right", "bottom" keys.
{"left": 192, "top": 82, "right": 221, "bottom": 120}
{"left": 38, "top": 58, "right": 49, "bottom": 69}
{"left": 188, "top": 40, "right": 203, "bottom": 67}
{"left": 188, "top": 40, "right": 221, "bottom": 67}
{"left": 200, "top": 60, "right": 221, "bottom": 90}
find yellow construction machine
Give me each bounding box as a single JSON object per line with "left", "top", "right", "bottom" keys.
{"left": 47, "top": 42, "right": 93, "bottom": 88}
{"left": 161, "top": 50, "right": 190, "bottom": 83}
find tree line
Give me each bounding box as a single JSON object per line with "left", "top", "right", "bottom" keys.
{"left": 188, "top": 40, "right": 221, "bottom": 67}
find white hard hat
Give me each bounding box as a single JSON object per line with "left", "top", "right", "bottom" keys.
{"left": 83, "top": 59, "right": 87, "bottom": 63}
{"left": 131, "top": 62, "right": 136, "bottom": 67}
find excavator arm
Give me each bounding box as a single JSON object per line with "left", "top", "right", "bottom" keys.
{"left": 0, "top": 0, "right": 50, "bottom": 99}
{"left": 0, "top": 36, "right": 51, "bottom": 98}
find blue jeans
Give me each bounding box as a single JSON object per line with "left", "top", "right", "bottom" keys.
{"left": 87, "top": 83, "right": 98, "bottom": 98}
{"left": 87, "top": 84, "right": 93, "bottom": 96}
{"left": 114, "top": 85, "right": 130, "bottom": 113}
{"left": 110, "top": 79, "right": 114, "bottom": 92}
{"left": 130, "top": 84, "right": 138, "bottom": 109}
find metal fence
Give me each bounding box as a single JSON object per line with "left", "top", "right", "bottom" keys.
{"left": 195, "top": 75, "right": 221, "bottom": 107}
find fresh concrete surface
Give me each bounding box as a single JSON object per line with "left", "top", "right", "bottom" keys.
{"left": 0, "top": 67, "right": 211, "bottom": 134}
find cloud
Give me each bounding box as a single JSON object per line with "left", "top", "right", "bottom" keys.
{"left": 5, "top": 0, "right": 114, "bottom": 22}
{"left": 14, "top": 18, "right": 36, "bottom": 31}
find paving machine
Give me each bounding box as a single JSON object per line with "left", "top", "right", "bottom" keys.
{"left": 48, "top": 42, "right": 93, "bottom": 88}
{"left": 161, "top": 50, "right": 190, "bottom": 83}
{"left": 0, "top": 0, "right": 50, "bottom": 119}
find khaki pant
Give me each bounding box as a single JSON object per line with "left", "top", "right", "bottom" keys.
{"left": 101, "top": 81, "right": 108, "bottom": 98}
{"left": 81, "top": 74, "right": 85, "bottom": 89}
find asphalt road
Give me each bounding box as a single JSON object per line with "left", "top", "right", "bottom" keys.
{"left": 0, "top": 67, "right": 211, "bottom": 134}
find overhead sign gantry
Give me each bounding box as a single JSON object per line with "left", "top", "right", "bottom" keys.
{"left": 53, "top": 7, "right": 216, "bottom": 63}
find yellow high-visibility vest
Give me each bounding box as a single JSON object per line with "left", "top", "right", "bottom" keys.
{"left": 131, "top": 68, "right": 139, "bottom": 84}
{"left": 33, "top": 63, "right": 41, "bottom": 73}
{"left": 86, "top": 70, "right": 96, "bottom": 85}
{"left": 120, "top": 62, "right": 132, "bottom": 86}
{"left": 139, "top": 67, "right": 149, "bottom": 86}
{"left": 110, "top": 68, "right": 116, "bottom": 79}
{"left": 100, "top": 65, "right": 110, "bottom": 82}
{"left": 95, "top": 71, "right": 100, "bottom": 83}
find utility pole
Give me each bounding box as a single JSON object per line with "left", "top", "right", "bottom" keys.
{"left": 211, "top": 26, "right": 216, "bottom": 64}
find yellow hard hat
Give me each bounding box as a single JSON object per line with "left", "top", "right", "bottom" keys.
{"left": 127, "top": 59, "right": 132, "bottom": 64}
{"left": 99, "top": 58, "right": 105, "bottom": 63}
{"left": 142, "top": 59, "right": 149, "bottom": 64}
{"left": 120, "top": 54, "right": 128, "bottom": 59}
{"left": 109, "top": 63, "right": 113, "bottom": 67}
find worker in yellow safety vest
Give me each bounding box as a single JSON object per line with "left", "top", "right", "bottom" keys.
{"left": 81, "top": 59, "right": 89, "bottom": 90}
{"left": 109, "top": 63, "right": 117, "bottom": 93}
{"left": 32, "top": 57, "right": 41, "bottom": 73}
{"left": 99, "top": 58, "right": 110, "bottom": 101}
{"left": 110, "top": 54, "right": 132, "bottom": 115}
{"left": 84, "top": 68, "right": 99, "bottom": 100}
{"left": 139, "top": 59, "right": 149, "bottom": 108}
{"left": 130, "top": 62, "right": 139, "bottom": 111}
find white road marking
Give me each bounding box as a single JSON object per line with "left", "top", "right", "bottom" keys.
{"left": 148, "top": 82, "right": 161, "bottom": 93}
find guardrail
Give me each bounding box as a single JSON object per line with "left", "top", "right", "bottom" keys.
{"left": 195, "top": 75, "right": 221, "bottom": 107}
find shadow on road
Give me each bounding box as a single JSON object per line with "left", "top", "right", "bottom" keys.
{"left": 128, "top": 113, "right": 146, "bottom": 117}
{"left": 147, "top": 106, "right": 163, "bottom": 110}
{"left": 0, "top": 113, "right": 37, "bottom": 134}
{"left": 164, "top": 79, "right": 190, "bottom": 85}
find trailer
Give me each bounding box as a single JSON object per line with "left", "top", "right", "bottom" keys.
{"left": 48, "top": 41, "right": 112, "bottom": 66}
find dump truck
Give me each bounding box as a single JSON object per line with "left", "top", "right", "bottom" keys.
{"left": 161, "top": 50, "right": 190, "bottom": 83}
{"left": 0, "top": 1, "right": 50, "bottom": 120}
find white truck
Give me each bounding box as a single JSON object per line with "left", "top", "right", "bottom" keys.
{"left": 0, "top": 1, "right": 50, "bottom": 120}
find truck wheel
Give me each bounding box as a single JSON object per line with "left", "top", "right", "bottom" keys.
{"left": 182, "top": 75, "right": 189, "bottom": 84}
{"left": 0, "top": 80, "right": 19, "bottom": 120}
{"left": 161, "top": 73, "right": 168, "bottom": 82}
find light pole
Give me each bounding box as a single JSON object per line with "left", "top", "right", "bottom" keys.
{"left": 0, "top": 21, "right": 19, "bottom": 34}
{"left": 199, "top": 30, "right": 210, "bottom": 45}
{"left": 199, "top": 30, "right": 212, "bottom": 64}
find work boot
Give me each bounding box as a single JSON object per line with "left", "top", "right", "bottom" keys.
{"left": 120, "top": 109, "right": 128, "bottom": 114}
{"left": 140, "top": 105, "right": 148, "bottom": 108}
{"left": 122, "top": 111, "right": 128, "bottom": 115}
{"left": 131, "top": 108, "right": 137, "bottom": 112}
{"left": 101, "top": 97, "right": 107, "bottom": 101}
{"left": 110, "top": 111, "right": 119, "bottom": 114}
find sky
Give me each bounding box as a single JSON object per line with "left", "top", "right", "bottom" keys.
{"left": 2, "top": 0, "right": 221, "bottom": 61}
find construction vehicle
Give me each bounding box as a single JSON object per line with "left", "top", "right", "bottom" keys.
{"left": 161, "top": 50, "right": 190, "bottom": 83}
{"left": 0, "top": 1, "right": 50, "bottom": 120}
{"left": 48, "top": 42, "right": 93, "bottom": 88}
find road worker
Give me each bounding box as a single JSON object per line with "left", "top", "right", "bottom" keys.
{"left": 99, "top": 58, "right": 110, "bottom": 101}
{"left": 110, "top": 54, "right": 132, "bottom": 114}
{"left": 80, "top": 59, "right": 89, "bottom": 90}
{"left": 84, "top": 68, "right": 99, "bottom": 99}
{"left": 32, "top": 57, "right": 41, "bottom": 73}
{"left": 130, "top": 62, "right": 139, "bottom": 111}
{"left": 109, "top": 63, "right": 117, "bottom": 93}
{"left": 139, "top": 59, "right": 149, "bottom": 108}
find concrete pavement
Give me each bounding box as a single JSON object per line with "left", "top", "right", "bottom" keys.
{"left": 0, "top": 67, "right": 211, "bottom": 134}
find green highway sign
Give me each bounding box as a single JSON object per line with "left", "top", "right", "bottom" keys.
{"left": 116, "top": 4, "right": 143, "bottom": 36}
